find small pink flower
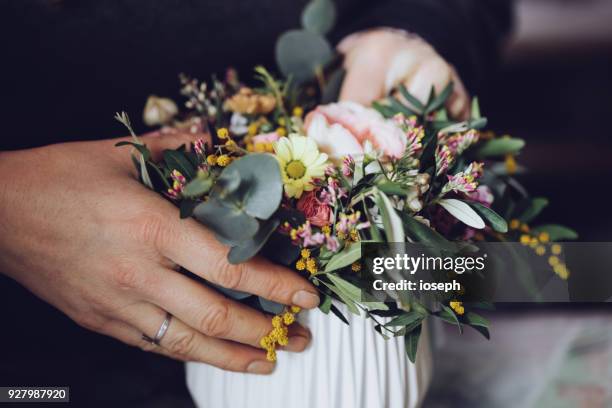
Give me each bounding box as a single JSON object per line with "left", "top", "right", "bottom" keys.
{"left": 304, "top": 101, "right": 407, "bottom": 161}
{"left": 325, "top": 236, "right": 340, "bottom": 252}
{"left": 467, "top": 186, "right": 494, "bottom": 207}
{"left": 296, "top": 190, "right": 332, "bottom": 227}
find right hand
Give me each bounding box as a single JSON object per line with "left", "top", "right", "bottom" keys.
{"left": 0, "top": 130, "right": 319, "bottom": 374}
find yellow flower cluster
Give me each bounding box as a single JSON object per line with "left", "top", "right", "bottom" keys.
{"left": 449, "top": 300, "right": 465, "bottom": 315}
{"left": 260, "top": 306, "right": 301, "bottom": 362}
{"left": 205, "top": 128, "right": 238, "bottom": 167}
{"left": 516, "top": 221, "right": 569, "bottom": 280}
{"left": 295, "top": 248, "right": 318, "bottom": 275}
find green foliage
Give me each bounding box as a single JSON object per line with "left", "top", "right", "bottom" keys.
{"left": 275, "top": 30, "right": 333, "bottom": 83}
{"left": 301, "top": 0, "right": 336, "bottom": 35}
{"left": 404, "top": 325, "right": 422, "bottom": 363}
{"left": 517, "top": 197, "right": 549, "bottom": 223}
{"left": 531, "top": 224, "right": 578, "bottom": 241}
{"left": 464, "top": 201, "right": 508, "bottom": 233}
{"left": 439, "top": 198, "right": 485, "bottom": 229}
{"left": 476, "top": 137, "right": 525, "bottom": 158}
{"left": 399, "top": 212, "right": 456, "bottom": 253}
{"left": 324, "top": 243, "right": 361, "bottom": 272}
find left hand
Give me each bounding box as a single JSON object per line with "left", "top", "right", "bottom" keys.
{"left": 338, "top": 29, "right": 470, "bottom": 119}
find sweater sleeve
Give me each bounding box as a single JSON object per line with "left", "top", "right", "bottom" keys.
{"left": 331, "top": 0, "right": 515, "bottom": 93}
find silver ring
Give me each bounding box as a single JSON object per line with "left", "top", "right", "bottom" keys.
{"left": 142, "top": 312, "right": 172, "bottom": 346}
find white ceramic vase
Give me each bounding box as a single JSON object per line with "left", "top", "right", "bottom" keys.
{"left": 186, "top": 303, "right": 433, "bottom": 408}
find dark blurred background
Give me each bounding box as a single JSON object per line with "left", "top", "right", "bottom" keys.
{"left": 426, "top": 1, "right": 612, "bottom": 406}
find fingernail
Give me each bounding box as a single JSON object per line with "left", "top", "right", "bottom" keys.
{"left": 284, "top": 336, "right": 311, "bottom": 352}
{"left": 292, "top": 290, "right": 320, "bottom": 309}
{"left": 247, "top": 360, "right": 275, "bottom": 375}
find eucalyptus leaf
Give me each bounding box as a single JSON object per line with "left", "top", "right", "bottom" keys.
{"left": 218, "top": 154, "right": 283, "bottom": 220}
{"left": 258, "top": 298, "right": 285, "bottom": 315}
{"left": 182, "top": 177, "right": 213, "bottom": 198}
{"left": 301, "top": 0, "right": 336, "bottom": 35}
{"left": 276, "top": 30, "right": 333, "bottom": 82}
{"left": 193, "top": 198, "right": 259, "bottom": 242}
{"left": 321, "top": 68, "right": 345, "bottom": 103}
{"left": 179, "top": 199, "right": 199, "bottom": 219}
{"left": 228, "top": 218, "right": 280, "bottom": 264}
{"left": 464, "top": 201, "right": 508, "bottom": 233}
{"left": 439, "top": 199, "right": 485, "bottom": 229}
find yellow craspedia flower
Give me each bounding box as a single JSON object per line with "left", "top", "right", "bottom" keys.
{"left": 520, "top": 223, "right": 530, "bottom": 233}
{"left": 349, "top": 229, "right": 359, "bottom": 242}
{"left": 283, "top": 312, "right": 295, "bottom": 325}
{"left": 505, "top": 154, "right": 517, "bottom": 175}
{"left": 290, "top": 306, "right": 301, "bottom": 313}
{"left": 551, "top": 244, "right": 561, "bottom": 255}
{"left": 266, "top": 349, "right": 277, "bottom": 362}
{"left": 509, "top": 219, "right": 520, "bottom": 230}
{"left": 217, "top": 127, "right": 229, "bottom": 139}
{"left": 529, "top": 237, "right": 539, "bottom": 248}
{"left": 538, "top": 232, "right": 550, "bottom": 243}
{"left": 351, "top": 262, "right": 361, "bottom": 272}
{"left": 272, "top": 316, "right": 282, "bottom": 329}
{"left": 248, "top": 123, "right": 259, "bottom": 136}
{"left": 217, "top": 154, "right": 231, "bottom": 167}
{"left": 276, "top": 127, "right": 287, "bottom": 137}
{"left": 295, "top": 259, "right": 306, "bottom": 271}
{"left": 535, "top": 245, "right": 546, "bottom": 256}
{"left": 300, "top": 248, "right": 311, "bottom": 259}
{"left": 520, "top": 234, "right": 531, "bottom": 245}
{"left": 305, "top": 258, "right": 318, "bottom": 275}
{"left": 273, "top": 135, "right": 328, "bottom": 198}
{"left": 292, "top": 106, "right": 304, "bottom": 118}
{"left": 548, "top": 255, "right": 560, "bottom": 266}
{"left": 449, "top": 300, "right": 465, "bottom": 315}
{"left": 260, "top": 336, "right": 273, "bottom": 350}
{"left": 207, "top": 154, "right": 218, "bottom": 166}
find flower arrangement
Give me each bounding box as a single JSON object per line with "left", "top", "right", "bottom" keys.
{"left": 115, "top": 0, "right": 576, "bottom": 363}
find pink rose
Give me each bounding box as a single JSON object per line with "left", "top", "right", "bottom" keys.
{"left": 304, "top": 101, "right": 407, "bottom": 161}
{"left": 251, "top": 131, "right": 280, "bottom": 144}
{"left": 296, "top": 190, "right": 332, "bottom": 227}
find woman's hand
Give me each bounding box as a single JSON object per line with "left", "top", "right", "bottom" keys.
{"left": 339, "top": 29, "right": 470, "bottom": 119}
{"left": 0, "top": 131, "right": 319, "bottom": 374}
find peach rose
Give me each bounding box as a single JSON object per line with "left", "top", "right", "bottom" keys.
{"left": 296, "top": 190, "right": 332, "bottom": 227}
{"left": 304, "top": 101, "right": 407, "bottom": 161}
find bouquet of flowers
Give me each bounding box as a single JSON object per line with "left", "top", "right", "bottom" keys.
{"left": 115, "top": 0, "right": 576, "bottom": 364}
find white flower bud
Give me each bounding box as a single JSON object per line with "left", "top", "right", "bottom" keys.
{"left": 143, "top": 95, "right": 178, "bottom": 126}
